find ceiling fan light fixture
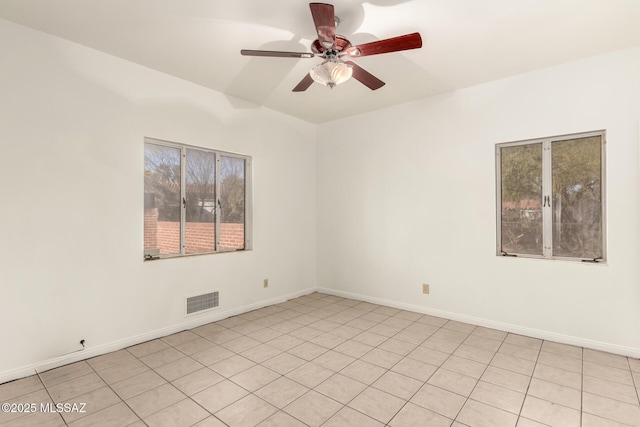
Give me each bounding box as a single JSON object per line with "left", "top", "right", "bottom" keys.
{"left": 241, "top": 3, "right": 423, "bottom": 92}
{"left": 310, "top": 58, "right": 352, "bottom": 88}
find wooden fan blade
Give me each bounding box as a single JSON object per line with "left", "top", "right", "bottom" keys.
{"left": 241, "top": 49, "right": 314, "bottom": 58}
{"left": 293, "top": 73, "right": 314, "bottom": 92}
{"left": 345, "top": 61, "right": 385, "bottom": 90}
{"left": 310, "top": 3, "right": 336, "bottom": 49}
{"left": 346, "top": 32, "right": 422, "bottom": 57}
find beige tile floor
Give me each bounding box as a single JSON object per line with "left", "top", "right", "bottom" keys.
{"left": 1, "top": 292, "right": 639, "bottom": 426}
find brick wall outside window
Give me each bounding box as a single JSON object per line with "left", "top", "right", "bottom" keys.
{"left": 144, "top": 208, "right": 244, "bottom": 255}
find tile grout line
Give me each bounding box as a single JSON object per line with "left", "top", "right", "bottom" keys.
{"left": 13, "top": 293, "right": 639, "bottom": 427}
{"left": 127, "top": 338, "right": 233, "bottom": 426}
{"left": 146, "top": 339, "right": 246, "bottom": 426}
{"left": 331, "top": 315, "right": 446, "bottom": 425}
{"left": 515, "top": 340, "right": 546, "bottom": 427}
{"left": 268, "top": 297, "right": 357, "bottom": 425}
{"left": 405, "top": 322, "right": 471, "bottom": 424}
{"left": 263, "top": 302, "right": 383, "bottom": 425}
{"left": 287, "top": 301, "right": 525, "bottom": 425}
{"left": 86, "top": 352, "right": 151, "bottom": 427}
{"left": 580, "top": 344, "right": 584, "bottom": 427}
{"left": 634, "top": 358, "right": 640, "bottom": 406}
{"left": 32, "top": 369, "right": 67, "bottom": 426}
{"left": 195, "top": 306, "right": 334, "bottom": 425}
{"left": 251, "top": 302, "right": 414, "bottom": 425}
{"left": 450, "top": 326, "right": 510, "bottom": 424}
{"left": 300, "top": 310, "right": 469, "bottom": 424}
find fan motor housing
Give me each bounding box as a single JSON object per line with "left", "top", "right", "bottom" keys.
{"left": 311, "top": 35, "right": 351, "bottom": 54}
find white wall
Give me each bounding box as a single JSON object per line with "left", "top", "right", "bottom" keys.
{"left": 317, "top": 47, "right": 640, "bottom": 357}
{"left": 1, "top": 18, "right": 639, "bottom": 384}
{"left": 0, "top": 19, "right": 317, "bottom": 382}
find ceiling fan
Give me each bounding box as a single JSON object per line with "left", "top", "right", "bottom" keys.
{"left": 240, "top": 2, "right": 422, "bottom": 91}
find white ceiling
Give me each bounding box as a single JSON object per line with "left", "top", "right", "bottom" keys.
{"left": 1, "top": 0, "right": 640, "bottom": 124}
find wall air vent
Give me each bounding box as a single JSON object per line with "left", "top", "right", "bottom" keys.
{"left": 185, "top": 291, "right": 219, "bottom": 316}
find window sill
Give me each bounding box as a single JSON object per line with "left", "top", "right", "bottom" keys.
{"left": 497, "top": 253, "right": 607, "bottom": 266}
{"left": 144, "top": 248, "right": 250, "bottom": 261}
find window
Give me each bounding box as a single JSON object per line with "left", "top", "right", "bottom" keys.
{"left": 496, "top": 131, "right": 605, "bottom": 262}
{"left": 144, "top": 138, "right": 251, "bottom": 259}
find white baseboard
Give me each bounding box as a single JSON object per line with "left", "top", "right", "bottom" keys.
{"left": 0, "top": 287, "right": 316, "bottom": 384}
{"left": 317, "top": 287, "right": 640, "bottom": 359}
{"left": 4, "top": 285, "right": 637, "bottom": 385}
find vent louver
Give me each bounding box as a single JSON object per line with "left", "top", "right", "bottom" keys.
{"left": 186, "top": 291, "right": 219, "bottom": 315}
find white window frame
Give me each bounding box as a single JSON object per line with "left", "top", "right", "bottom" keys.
{"left": 496, "top": 130, "right": 606, "bottom": 262}
{"left": 144, "top": 137, "right": 252, "bottom": 260}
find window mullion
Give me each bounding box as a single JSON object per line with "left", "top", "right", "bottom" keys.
{"left": 244, "top": 159, "right": 252, "bottom": 250}
{"left": 180, "top": 148, "right": 187, "bottom": 255}
{"left": 495, "top": 147, "right": 503, "bottom": 255}
{"left": 599, "top": 137, "right": 606, "bottom": 260}
{"left": 215, "top": 153, "right": 221, "bottom": 252}
{"left": 542, "top": 140, "right": 553, "bottom": 258}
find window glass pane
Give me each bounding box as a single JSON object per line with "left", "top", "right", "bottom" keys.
{"left": 220, "top": 156, "right": 246, "bottom": 250}
{"left": 144, "top": 143, "right": 181, "bottom": 255}
{"left": 500, "top": 143, "right": 543, "bottom": 255}
{"left": 185, "top": 148, "right": 216, "bottom": 254}
{"left": 551, "top": 136, "right": 602, "bottom": 258}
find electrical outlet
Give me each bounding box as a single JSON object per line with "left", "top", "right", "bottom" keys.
{"left": 422, "top": 284, "right": 430, "bottom": 294}
{"left": 263, "top": 279, "right": 269, "bottom": 288}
